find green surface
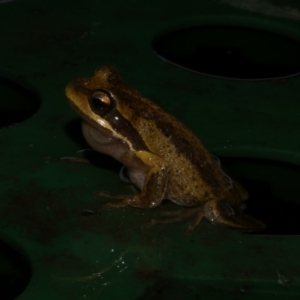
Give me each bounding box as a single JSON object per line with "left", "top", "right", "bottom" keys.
{"left": 1, "top": 0, "right": 300, "bottom": 299}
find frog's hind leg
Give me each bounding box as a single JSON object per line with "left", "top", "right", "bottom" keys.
{"left": 149, "top": 207, "right": 205, "bottom": 233}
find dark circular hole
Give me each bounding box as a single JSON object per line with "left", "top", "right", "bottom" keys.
{"left": 0, "top": 238, "right": 32, "bottom": 299}
{"left": 0, "top": 76, "right": 39, "bottom": 128}
{"left": 153, "top": 26, "right": 300, "bottom": 80}
{"left": 220, "top": 157, "right": 300, "bottom": 235}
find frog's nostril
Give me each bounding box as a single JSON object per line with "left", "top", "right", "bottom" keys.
{"left": 153, "top": 23, "right": 300, "bottom": 80}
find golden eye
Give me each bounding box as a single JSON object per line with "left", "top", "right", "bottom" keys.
{"left": 90, "top": 91, "right": 113, "bottom": 116}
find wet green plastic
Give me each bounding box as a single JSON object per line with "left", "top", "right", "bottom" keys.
{"left": 0, "top": 0, "right": 300, "bottom": 299}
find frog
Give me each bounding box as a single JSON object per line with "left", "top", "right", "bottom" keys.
{"left": 65, "top": 66, "right": 265, "bottom": 232}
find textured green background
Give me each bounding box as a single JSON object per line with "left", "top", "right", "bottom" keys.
{"left": 1, "top": 0, "right": 300, "bottom": 299}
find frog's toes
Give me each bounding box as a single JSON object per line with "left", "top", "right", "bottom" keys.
{"left": 185, "top": 211, "right": 206, "bottom": 233}
{"left": 147, "top": 207, "right": 205, "bottom": 232}
{"left": 100, "top": 200, "right": 129, "bottom": 210}
{"left": 95, "top": 191, "right": 126, "bottom": 199}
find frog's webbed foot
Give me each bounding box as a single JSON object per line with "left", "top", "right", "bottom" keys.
{"left": 148, "top": 207, "right": 206, "bottom": 233}
{"left": 203, "top": 199, "right": 265, "bottom": 231}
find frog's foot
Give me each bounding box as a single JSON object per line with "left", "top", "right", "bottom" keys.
{"left": 203, "top": 199, "right": 266, "bottom": 231}
{"left": 79, "top": 193, "right": 129, "bottom": 215}
{"left": 95, "top": 192, "right": 129, "bottom": 209}
{"left": 148, "top": 207, "right": 205, "bottom": 233}
{"left": 96, "top": 192, "right": 163, "bottom": 209}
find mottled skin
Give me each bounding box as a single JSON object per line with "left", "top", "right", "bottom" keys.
{"left": 66, "top": 66, "right": 265, "bottom": 232}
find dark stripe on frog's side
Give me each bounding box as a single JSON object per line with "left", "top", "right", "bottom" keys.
{"left": 101, "top": 77, "right": 226, "bottom": 191}
{"left": 105, "top": 109, "right": 149, "bottom": 152}
{"left": 141, "top": 107, "right": 223, "bottom": 190}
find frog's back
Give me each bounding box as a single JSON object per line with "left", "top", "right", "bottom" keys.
{"left": 130, "top": 95, "right": 230, "bottom": 205}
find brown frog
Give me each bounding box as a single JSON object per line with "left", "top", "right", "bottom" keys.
{"left": 65, "top": 66, "right": 265, "bottom": 232}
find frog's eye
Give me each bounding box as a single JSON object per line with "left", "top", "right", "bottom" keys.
{"left": 90, "top": 91, "right": 114, "bottom": 116}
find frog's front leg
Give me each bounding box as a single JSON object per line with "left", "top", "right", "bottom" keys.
{"left": 100, "top": 151, "right": 169, "bottom": 209}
